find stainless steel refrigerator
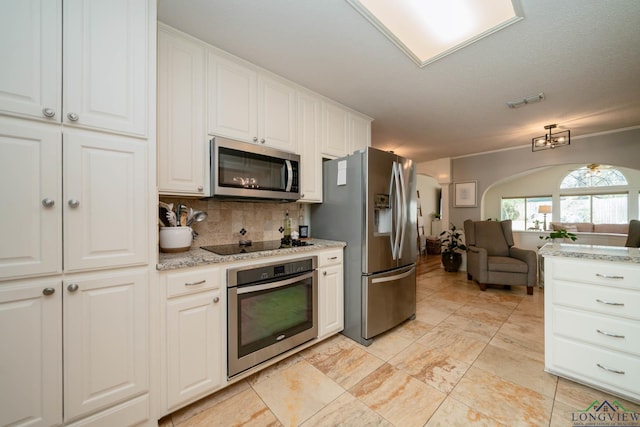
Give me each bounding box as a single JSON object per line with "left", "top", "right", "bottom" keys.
{"left": 311, "top": 147, "right": 417, "bottom": 346}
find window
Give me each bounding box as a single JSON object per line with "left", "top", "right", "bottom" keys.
{"left": 501, "top": 196, "right": 552, "bottom": 230}
{"left": 559, "top": 166, "right": 629, "bottom": 224}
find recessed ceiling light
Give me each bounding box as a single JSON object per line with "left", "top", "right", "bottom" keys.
{"left": 346, "top": 0, "right": 524, "bottom": 67}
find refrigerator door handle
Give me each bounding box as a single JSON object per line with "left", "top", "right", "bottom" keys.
{"left": 393, "top": 162, "right": 402, "bottom": 258}
{"left": 397, "top": 161, "right": 407, "bottom": 259}
{"left": 389, "top": 163, "right": 398, "bottom": 259}
{"left": 371, "top": 266, "right": 415, "bottom": 284}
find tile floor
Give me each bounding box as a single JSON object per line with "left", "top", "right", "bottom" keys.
{"left": 160, "top": 255, "right": 640, "bottom": 427}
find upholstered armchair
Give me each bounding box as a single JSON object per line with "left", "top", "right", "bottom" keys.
{"left": 464, "top": 219, "right": 537, "bottom": 295}
{"left": 625, "top": 219, "right": 640, "bottom": 247}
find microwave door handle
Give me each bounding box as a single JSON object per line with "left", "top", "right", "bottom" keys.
{"left": 285, "top": 160, "right": 293, "bottom": 191}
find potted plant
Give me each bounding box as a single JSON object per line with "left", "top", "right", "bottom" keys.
{"left": 539, "top": 229, "right": 577, "bottom": 243}
{"left": 439, "top": 224, "right": 467, "bottom": 272}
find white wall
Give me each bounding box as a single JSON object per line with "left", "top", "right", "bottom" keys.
{"left": 417, "top": 174, "right": 442, "bottom": 236}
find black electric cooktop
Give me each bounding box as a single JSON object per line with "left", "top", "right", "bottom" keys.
{"left": 201, "top": 239, "right": 312, "bottom": 255}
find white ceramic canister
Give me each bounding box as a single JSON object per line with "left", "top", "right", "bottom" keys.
{"left": 159, "top": 226, "right": 193, "bottom": 253}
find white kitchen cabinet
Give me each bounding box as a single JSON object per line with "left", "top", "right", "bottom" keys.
{"left": 0, "top": 278, "right": 63, "bottom": 427}
{"left": 208, "top": 51, "right": 297, "bottom": 152}
{"left": 64, "top": 129, "right": 148, "bottom": 272}
{"left": 317, "top": 249, "right": 344, "bottom": 339}
{"left": 157, "top": 25, "right": 208, "bottom": 196}
{"left": 0, "top": 0, "right": 61, "bottom": 123}
{"left": 0, "top": 117, "right": 62, "bottom": 279}
{"left": 297, "top": 91, "right": 323, "bottom": 202}
{"left": 350, "top": 113, "right": 372, "bottom": 153}
{"left": 544, "top": 255, "right": 640, "bottom": 403}
{"left": 63, "top": 269, "right": 149, "bottom": 422}
{"left": 162, "top": 267, "right": 225, "bottom": 412}
{"left": 0, "top": 0, "right": 149, "bottom": 136}
{"left": 321, "top": 101, "right": 350, "bottom": 159}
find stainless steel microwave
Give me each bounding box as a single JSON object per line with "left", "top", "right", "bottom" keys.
{"left": 208, "top": 136, "right": 300, "bottom": 201}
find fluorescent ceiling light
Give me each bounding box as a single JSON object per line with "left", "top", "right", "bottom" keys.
{"left": 347, "top": 0, "right": 523, "bottom": 67}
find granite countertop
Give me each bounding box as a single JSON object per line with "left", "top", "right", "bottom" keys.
{"left": 538, "top": 242, "right": 640, "bottom": 264}
{"left": 157, "top": 238, "right": 346, "bottom": 271}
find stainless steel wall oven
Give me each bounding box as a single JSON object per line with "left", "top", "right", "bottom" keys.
{"left": 227, "top": 256, "right": 318, "bottom": 377}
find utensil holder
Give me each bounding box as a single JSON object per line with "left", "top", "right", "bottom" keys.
{"left": 159, "top": 226, "right": 193, "bottom": 253}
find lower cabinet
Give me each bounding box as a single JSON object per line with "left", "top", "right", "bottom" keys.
{"left": 318, "top": 249, "right": 344, "bottom": 339}
{"left": 0, "top": 268, "right": 150, "bottom": 426}
{"left": 162, "top": 266, "right": 225, "bottom": 412}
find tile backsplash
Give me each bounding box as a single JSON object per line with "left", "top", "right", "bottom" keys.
{"left": 160, "top": 197, "right": 306, "bottom": 247}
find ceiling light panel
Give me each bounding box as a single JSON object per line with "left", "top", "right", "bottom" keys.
{"left": 347, "top": 0, "right": 523, "bottom": 67}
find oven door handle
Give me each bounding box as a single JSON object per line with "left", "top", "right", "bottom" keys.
{"left": 236, "top": 271, "right": 315, "bottom": 295}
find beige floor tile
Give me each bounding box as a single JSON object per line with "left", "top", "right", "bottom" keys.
{"left": 300, "top": 392, "right": 392, "bottom": 427}
{"left": 488, "top": 332, "right": 544, "bottom": 363}
{"left": 170, "top": 380, "right": 251, "bottom": 425}
{"left": 548, "top": 400, "right": 576, "bottom": 427}
{"left": 392, "top": 318, "right": 435, "bottom": 341}
{"left": 451, "top": 367, "right": 554, "bottom": 427}
{"left": 472, "top": 344, "right": 558, "bottom": 398}
{"left": 453, "top": 305, "right": 511, "bottom": 328}
{"left": 356, "top": 329, "right": 414, "bottom": 361}
{"left": 389, "top": 343, "right": 470, "bottom": 393}
{"left": 554, "top": 377, "right": 640, "bottom": 414}
{"left": 174, "top": 387, "right": 281, "bottom": 427}
{"left": 438, "top": 314, "right": 499, "bottom": 343}
{"left": 425, "top": 396, "right": 507, "bottom": 427}
{"left": 251, "top": 360, "right": 344, "bottom": 426}
{"left": 415, "top": 305, "right": 452, "bottom": 325}
{"left": 416, "top": 325, "right": 487, "bottom": 364}
{"left": 246, "top": 353, "right": 305, "bottom": 386}
{"left": 350, "top": 363, "right": 446, "bottom": 427}
{"left": 418, "top": 297, "right": 466, "bottom": 314}
{"left": 303, "top": 335, "right": 384, "bottom": 389}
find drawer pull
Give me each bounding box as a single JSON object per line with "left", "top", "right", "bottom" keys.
{"left": 329, "top": 256, "right": 338, "bottom": 260}
{"left": 596, "top": 363, "right": 625, "bottom": 375}
{"left": 596, "top": 329, "right": 625, "bottom": 339}
{"left": 595, "top": 273, "right": 624, "bottom": 280}
{"left": 185, "top": 280, "right": 206, "bottom": 286}
{"left": 596, "top": 298, "right": 624, "bottom": 306}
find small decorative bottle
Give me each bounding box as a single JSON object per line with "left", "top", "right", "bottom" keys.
{"left": 283, "top": 209, "right": 292, "bottom": 239}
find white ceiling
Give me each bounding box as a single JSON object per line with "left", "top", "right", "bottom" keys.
{"left": 158, "top": 0, "right": 640, "bottom": 162}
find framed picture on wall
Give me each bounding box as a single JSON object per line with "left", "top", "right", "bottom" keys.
{"left": 454, "top": 181, "right": 477, "bottom": 207}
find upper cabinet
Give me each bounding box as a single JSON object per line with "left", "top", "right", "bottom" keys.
{"left": 321, "top": 101, "right": 372, "bottom": 159}
{"left": 297, "top": 91, "right": 322, "bottom": 203}
{"left": 208, "top": 51, "right": 297, "bottom": 152}
{"left": 158, "top": 25, "right": 208, "bottom": 196}
{"left": 0, "top": 0, "right": 149, "bottom": 137}
{"left": 350, "top": 113, "right": 372, "bottom": 153}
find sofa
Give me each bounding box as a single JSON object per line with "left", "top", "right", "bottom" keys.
{"left": 549, "top": 222, "right": 629, "bottom": 234}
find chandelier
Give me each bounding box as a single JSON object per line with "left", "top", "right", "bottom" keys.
{"left": 531, "top": 124, "right": 570, "bottom": 152}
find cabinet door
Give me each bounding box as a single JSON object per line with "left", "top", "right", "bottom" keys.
{"left": 63, "top": 269, "right": 148, "bottom": 421}
{"left": 0, "top": 279, "right": 62, "bottom": 427}
{"left": 321, "top": 102, "right": 350, "bottom": 158}
{"left": 208, "top": 52, "right": 257, "bottom": 141}
{"left": 297, "top": 92, "right": 322, "bottom": 202}
{"left": 0, "top": 0, "right": 61, "bottom": 122}
{"left": 258, "top": 75, "right": 297, "bottom": 152}
{"left": 318, "top": 264, "right": 344, "bottom": 339}
{"left": 166, "top": 289, "right": 223, "bottom": 410}
{"left": 63, "top": 129, "right": 147, "bottom": 271}
{"left": 0, "top": 117, "right": 62, "bottom": 279}
{"left": 350, "top": 113, "right": 371, "bottom": 153}
{"left": 158, "top": 26, "right": 207, "bottom": 196}
{"left": 63, "top": 0, "right": 148, "bottom": 136}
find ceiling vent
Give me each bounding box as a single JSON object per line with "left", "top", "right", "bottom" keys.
{"left": 507, "top": 92, "right": 545, "bottom": 109}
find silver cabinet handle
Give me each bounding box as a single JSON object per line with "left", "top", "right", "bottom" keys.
{"left": 596, "top": 273, "right": 624, "bottom": 280}
{"left": 197, "top": 185, "right": 203, "bottom": 191}
{"left": 329, "top": 256, "right": 338, "bottom": 260}
{"left": 42, "top": 198, "right": 55, "bottom": 208}
{"left": 260, "top": 138, "right": 265, "bottom": 144}
{"left": 42, "top": 287, "right": 55, "bottom": 296}
{"left": 323, "top": 271, "right": 327, "bottom": 276}
{"left": 67, "top": 112, "right": 79, "bottom": 121}
{"left": 42, "top": 108, "right": 56, "bottom": 118}
{"left": 213, "top": 296, "right": 219, "bottom": 303}
{"left": 596, "top": 363, "right": 625, "bottom": 375}
{"left": 185, "top": 280, "right": 206, "bottom": 286}
{"left": 67, "top": 284, "right": 79, "bottom": 292}
{"left": 596, "top": 299, "right": 624, "bottom": 306}
{"left": 68, "top": 199, "right": 80, "bottom": 208}
{"left": 596, "top": 329, "right": 625, "bottom": 339}
{"left": 253, "top": 137, "right": 258, "bottom": 142}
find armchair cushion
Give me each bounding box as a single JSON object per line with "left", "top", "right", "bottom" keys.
{"left": 488, "top": 256, "right": 528, "bottom": 274}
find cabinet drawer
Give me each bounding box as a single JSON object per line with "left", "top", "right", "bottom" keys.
{"left": 553, "top": 280, "right": 640, "bottom": 320}
{"left": 318, "top": 249, "right": 343, "bottom": 267}
{"left": 165, "top": 267, "right": 221, "bottom": 298}
{"left": 550, "top": 258, "right": 640, "bottom": 288}
{"left": 552, "top": 306, "right": 640, "bottom": 356}
{"left": 550, "top": 336, "right": 640, "bottom": 400}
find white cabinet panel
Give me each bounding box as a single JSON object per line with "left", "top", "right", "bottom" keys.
{"left": 0, "top": 279, "right": 62, "bottom": 427}
{"left": 318, "top": 250, "right": 344, "bottom": 339}
{"left": 0, "top": 118, "right": 62, "bottom": 279}
{"left": 63, "top": 130, "right": 148, "bottom": 271}
{"left": 258, "top": 75, "right": 296, "bottom": 152}
{"left": 321, "top": 102, "right": 350, "bottom": 158}
{"left": 208, "top": 53, "right": 257, "bottom": 141}
{"left": 63, "top": 0, "right": 148, "bottom": 136}
{"left": 0, "top": 0, "right": 61, "bottom": 122}
{"left": 158, "top": 26, "right": 207, "bottom": 195}
{"left": 350, "top": 113, "right": 371, "bottom": 153}
{"left": 63, "top": 269, "right": 148, "bottom": 421}
{"left": 297, "top": 91, "right": 322, "bottom": 202}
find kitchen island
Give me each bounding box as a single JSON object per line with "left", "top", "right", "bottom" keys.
{"left": 539, "top": 243, "right": 640, "bottom": 404}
